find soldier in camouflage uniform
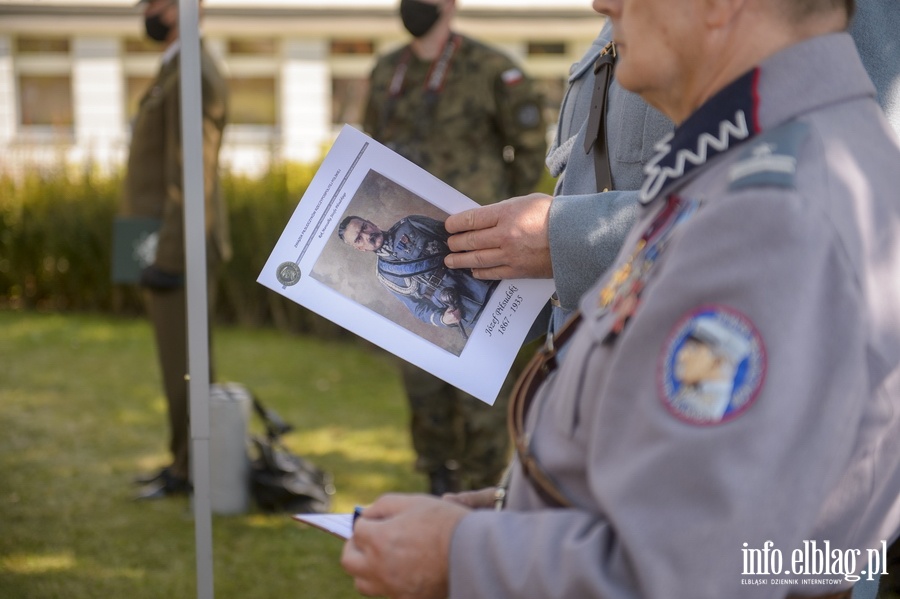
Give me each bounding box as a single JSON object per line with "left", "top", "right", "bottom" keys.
{"left": 362, "top": 0, "right": 547, "bottom": 494}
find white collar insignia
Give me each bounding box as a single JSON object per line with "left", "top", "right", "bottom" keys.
{"left": 640, "top": 110, "right": 751, "bottom": 203}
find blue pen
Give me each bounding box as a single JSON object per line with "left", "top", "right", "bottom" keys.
{"left": 352, "top": 506, "right": 363, "bottom": 529}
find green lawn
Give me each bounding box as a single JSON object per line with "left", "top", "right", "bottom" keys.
{"left": 0, "top": 310, "right": 424, "bottom": 599}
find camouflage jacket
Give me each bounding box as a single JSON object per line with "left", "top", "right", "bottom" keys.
{"left": 363, "top": 34, "right": 547, "bottom": 204}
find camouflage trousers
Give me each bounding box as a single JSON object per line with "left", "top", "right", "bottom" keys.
{"left": 400, "top": 361, "right": 514, "bottom": 492}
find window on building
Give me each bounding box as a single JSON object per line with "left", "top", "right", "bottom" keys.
{"left": 332, "top": 77, "right": 369, "bottom": 126}
{"left": 527, "top": 41, "right": 567, "bottom": 56}
{"left": 330, "top": 39, "right": 374, "bottom": 55}
{"left": 15, "top": 37, "right": 70, "bottom": 54}
{"left": 228, "top": 39, "right": 277, "bottom": 56}
{"left": 229, "top": 77, "right": 277, "bottom": 125}
{"left": 18, "top": 75, "right": 74, "bottom": 129}
{"left": 14, "top": 37, "right": 73, "bottom": 136}
{"left": 124, "top": 37, "right": 163, "bottom": 54}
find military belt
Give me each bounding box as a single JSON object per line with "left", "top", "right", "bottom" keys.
{"left": 584, "top": 41, "right": 617, "bottom": 194}
{"left": 420, "top": 267, "right": 448, "bottom": 301}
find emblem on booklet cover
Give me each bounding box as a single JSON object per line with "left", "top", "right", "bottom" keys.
{"left": 276, "top": 262, "right": 301, "bottom": 287}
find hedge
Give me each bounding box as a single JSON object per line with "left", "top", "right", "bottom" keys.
{"left": 0, "top": 163, "right": 556, "bottom": 335}
{"left": 0, "top": 162, "right": 338, "bottom": 335}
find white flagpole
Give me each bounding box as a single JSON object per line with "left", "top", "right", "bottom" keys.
{"left": 178, "top": 0, "right": 215, "bottom": 596}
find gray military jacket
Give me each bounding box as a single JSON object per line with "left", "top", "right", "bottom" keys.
{"left": 546, "top": 22, "right": 671, "bottom": 329}
{"left": 450, "top": 33, "right": 900, "bottom": 599}
{"left": 849, "top": 0, "right": 900, "bottom": 136}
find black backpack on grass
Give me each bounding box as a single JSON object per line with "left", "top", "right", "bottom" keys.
{"left": 249, "top": 397, "right": 335, "bottom": 514}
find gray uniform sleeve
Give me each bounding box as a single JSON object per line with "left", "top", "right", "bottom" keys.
{"left": 449, "top": 186, "right": 868, "bottom": 599}
{"left": 849, "top": 0, "right": 900, "bottom": 135}
{"left": 547, "top": 189, "right": 641, "bottom": 310}
{"left": 546, "top": 73, "right": 672, "bottom": 311}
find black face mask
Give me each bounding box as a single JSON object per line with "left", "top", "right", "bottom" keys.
{"left": 144, "top": 13, "right": 172, "bottom": 43}
{"left": 400, "top": 0, "right": 441, "bottom": 38}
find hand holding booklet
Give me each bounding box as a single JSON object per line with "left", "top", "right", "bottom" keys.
{"left": 258, "top": 126, "right": 554, "bottom": 405}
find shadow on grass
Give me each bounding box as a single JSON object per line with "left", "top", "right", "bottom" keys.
{"left": 0, "top": 310, "right": 438, "bottom": 599}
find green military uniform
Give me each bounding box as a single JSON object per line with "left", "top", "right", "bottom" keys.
{"left": 363, "top": 33, "right": 547, "bottom": 492}
{"left": 364, "top": 33, "right": 546, "bottom": 202}
{"left": 122, "top": 42, "right": 230, "bottom": 482}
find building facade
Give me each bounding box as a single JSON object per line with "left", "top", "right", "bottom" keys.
{"left": 0, "top": 0, "right": 600, "bottom": 175}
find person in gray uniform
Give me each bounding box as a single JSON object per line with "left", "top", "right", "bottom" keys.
{"left": 445, "top": 10, "right": 896, "bottom": 599}
{"left": 848, "top": 3, "right": 900, "bottom": 598}
{"left": 444, "top": 20, "right": 672, "bottom": 333}
{"left": 340, "top": 0, "right": 900, "bottom": 598}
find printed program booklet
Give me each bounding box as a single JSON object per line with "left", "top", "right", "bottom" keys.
{"left": 292, "top": 513, "right": 355, "bottom": 540}
{"left": 257, "top": 125, "right": 555, "bottom": 404}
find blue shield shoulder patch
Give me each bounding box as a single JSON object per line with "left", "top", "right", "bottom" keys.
{"left": 658, "top": 306, "right": 766, "bottom": 425}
